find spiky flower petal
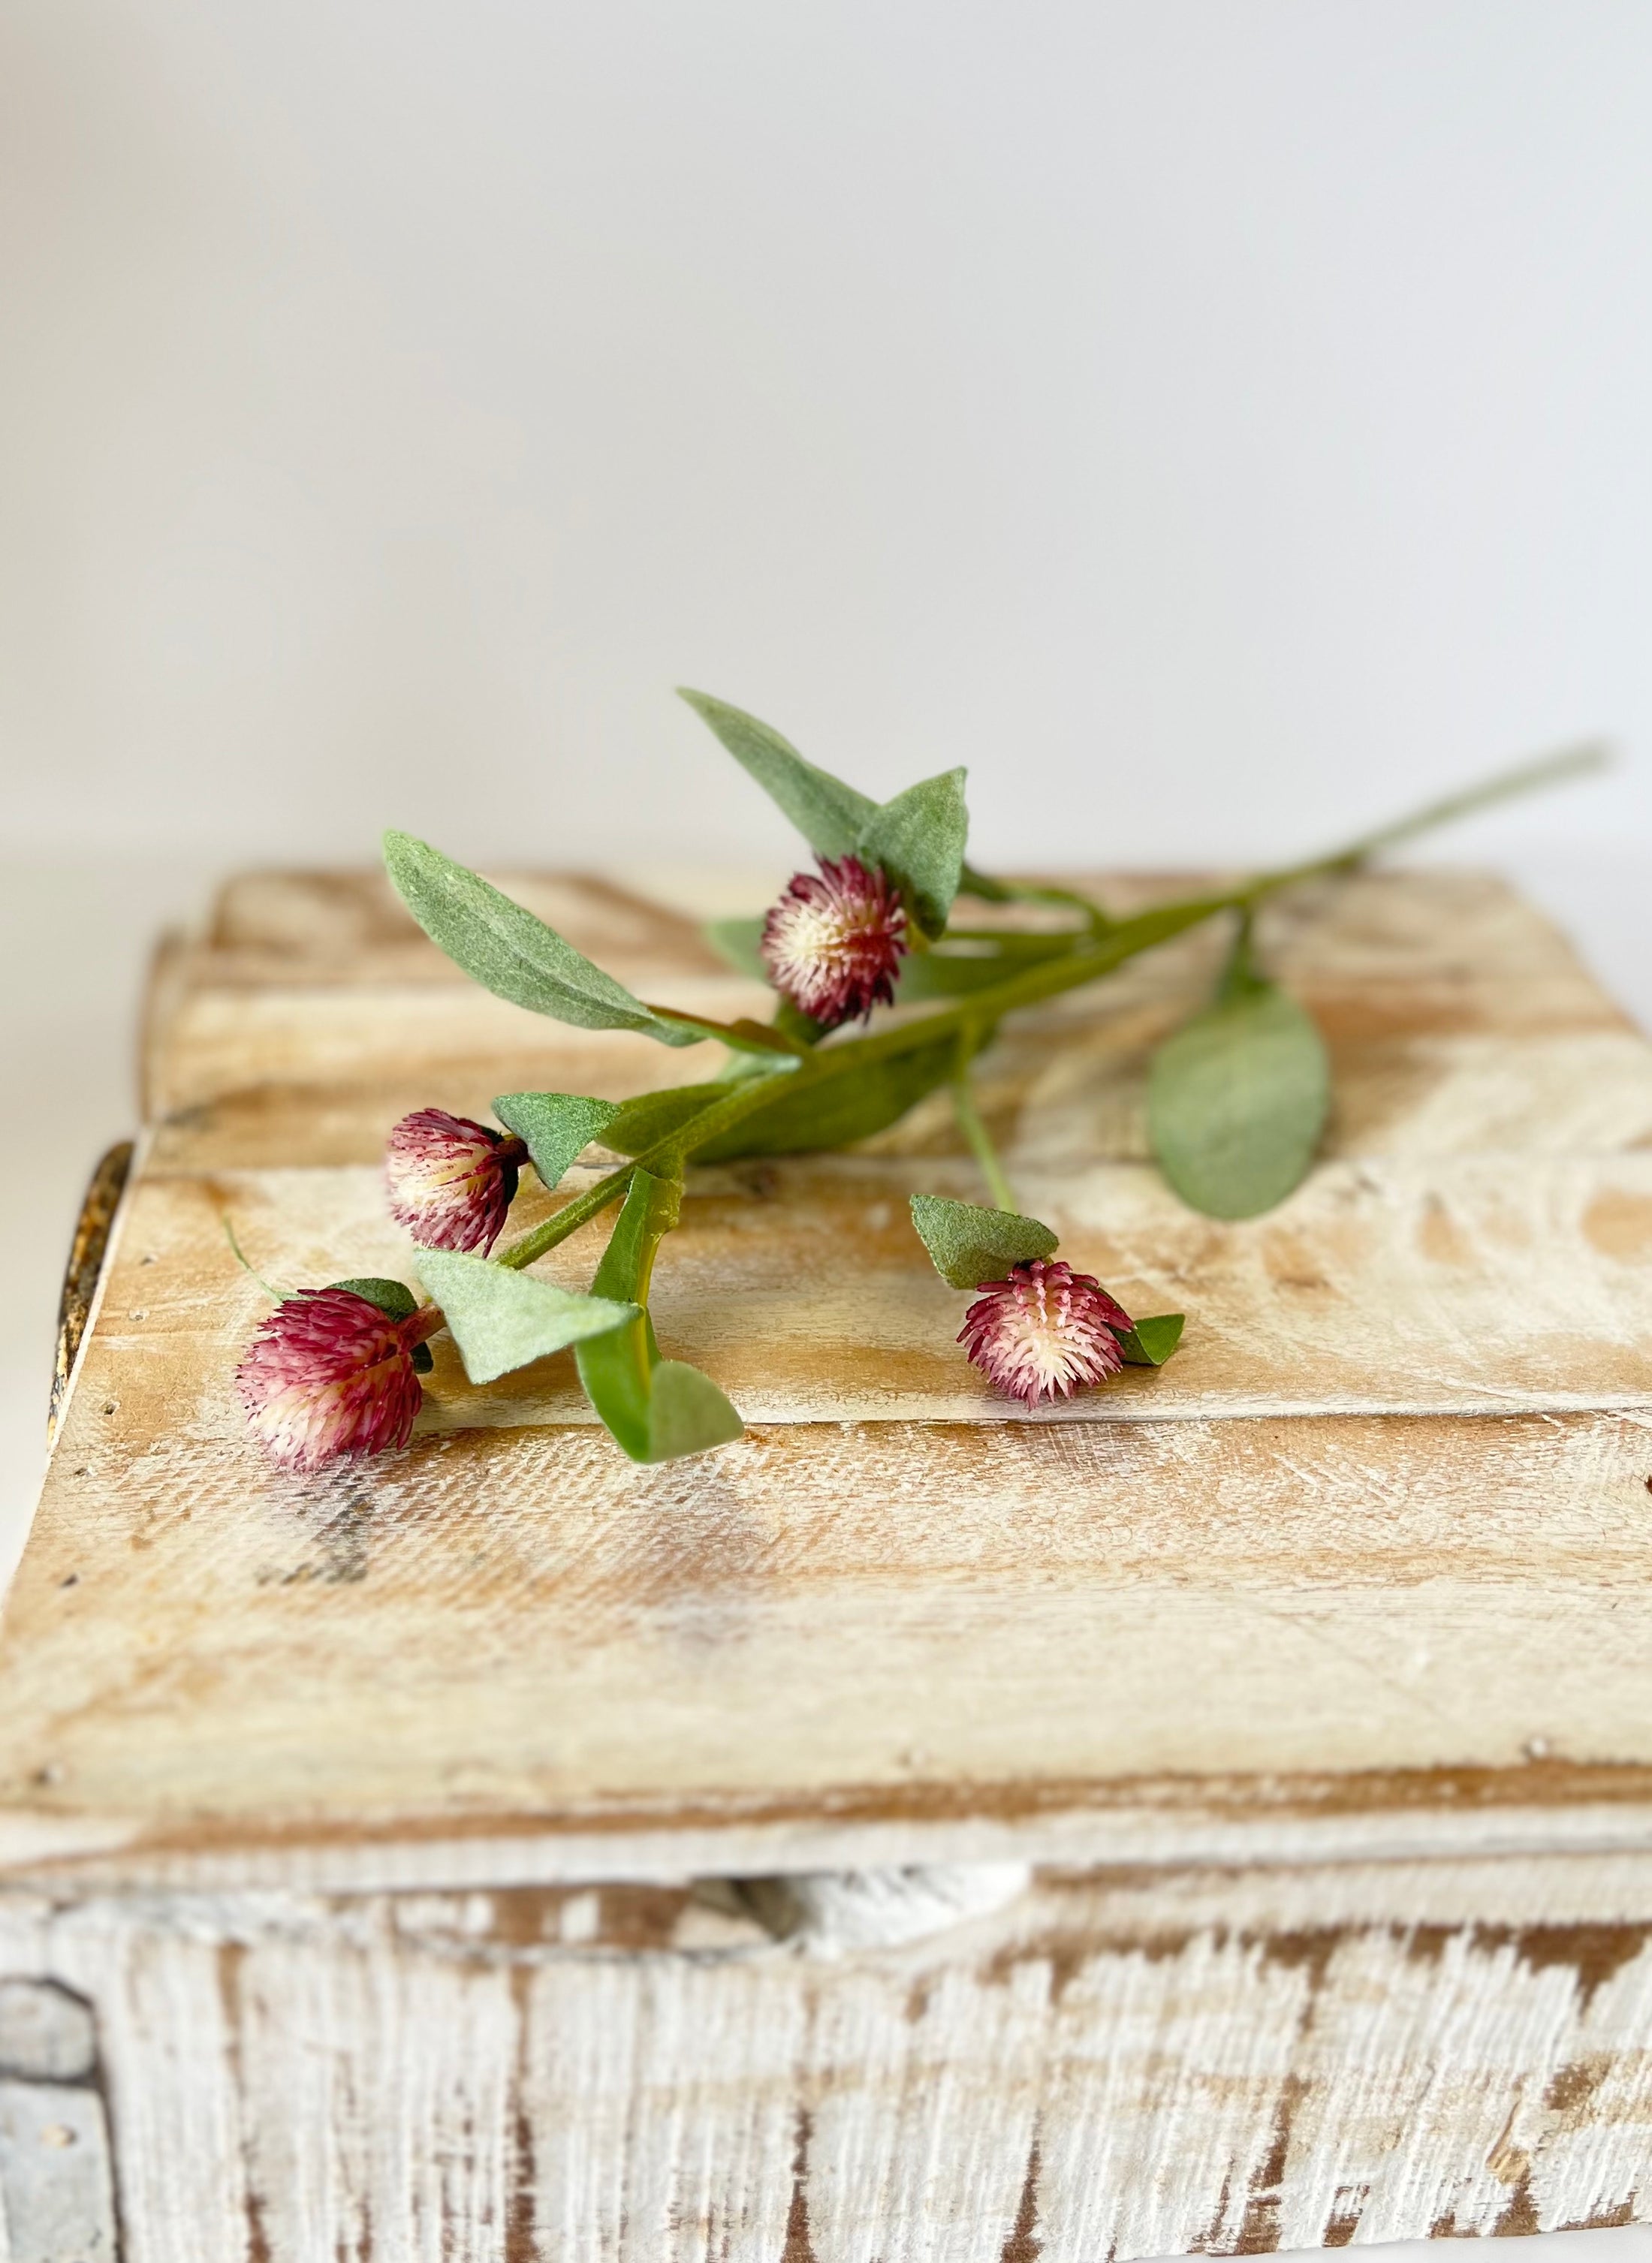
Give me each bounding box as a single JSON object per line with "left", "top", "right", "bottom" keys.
{"left": 760, "top": 855, "right": 908, "bottom": 1029}
{"left": 385, "top": 1108, "right": 526, "bottom": 1254}
{"left": 959, "top": 1259, "right": 1133, "bottom": 1408}
{"left": 238, "top": 1288, "right": 439, "bottom": 1472}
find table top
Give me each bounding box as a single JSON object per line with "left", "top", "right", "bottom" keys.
{"left": 3, "top": 865, "right": 1651, "bottom": 1894}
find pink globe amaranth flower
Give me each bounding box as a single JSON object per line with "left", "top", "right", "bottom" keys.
{"left": 237, "top": 1288, "right": 442, "bottom": 1473}
{"left": 384, "top": 1108, "right": 527, "bottom": 1254}
{"left": 958, "top": 1259, "right": 1135, "bottom": 1409}
{"left": 759, "top": 855, "right": 909, "bottom": 1029}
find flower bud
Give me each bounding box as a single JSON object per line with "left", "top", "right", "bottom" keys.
{"left": 759, "top": 855, "right": 908, "bottom": 1029}
{"left": 385, "top": 1108, "right": 526, "bottom": 1254}
{"left": 959, "top": 1258, "right": 1134, "bottom": 1408}
{"left": 237, "top": 1288, "right": 440, "bottom": 1472}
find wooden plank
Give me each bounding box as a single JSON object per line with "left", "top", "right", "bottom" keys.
{"left": 8, "top": 865, "right": 1652, "bottom": 1892}
{"left": 5, "top": 1400, "right": 1652, "bottom": 1882}
{"left": 4, "top": 1853, "right": 1650, "bottom": 2257}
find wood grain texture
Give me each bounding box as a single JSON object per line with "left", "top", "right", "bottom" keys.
{"left": 9, "top": 866, "right": 1652, "bottom": 1889}
{"left": 2, "top": 1855, "right": 1650, "bottom": 2259}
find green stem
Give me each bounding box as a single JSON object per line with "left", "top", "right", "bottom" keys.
{"left": 951, "top": 1058, "right": 1017, "bottom": 1212}
{"left": 495, "top": 734, "right": 1608, "bottom": 1263}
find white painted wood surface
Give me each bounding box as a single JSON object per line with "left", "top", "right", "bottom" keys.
{"left": 0, "top": 1857, "right": 1649, "bottom": 2259}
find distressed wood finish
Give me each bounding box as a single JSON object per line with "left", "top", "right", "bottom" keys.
{"left": 8, "top": 866, "right": 1652, "bottom": 2255}
{"left": 1, "top": 1858, "right": 1650, "bottom": 2259}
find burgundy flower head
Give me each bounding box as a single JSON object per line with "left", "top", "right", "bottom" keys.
{"left": 385, "top": 1108, "right": 526, "bottom": 1254}
{"left": 237, "top": 1288, "right": 440, "bottom": 1472}
{"left": 760, "top": 855, "right": 908, "bottom": 1029}
{"left": 959, "top": 1259, "right": 1134, "bottom": 1409}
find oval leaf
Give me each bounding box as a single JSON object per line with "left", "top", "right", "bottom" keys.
{"left": 677, "top": 690, "right": 875, "bottom": 859}
{"left": 908, "top": 1195, "right": 1059, "bottom": 1289}
{"left": 1147, "top": 983, "right": 1330, "bottom": 1219}
{"left": 855, "top": 767, "right": 969, "bottom": 938}
{"left": 414, "top": 1248, "right": 636, "bottom": 1386}
{"left": 493, "top": 1092, "right": 620, "bottom": 1190}
{"left": 1113, "top": 1312, "right": 1186, "bottom": 1366}
{"left": 695, "top": 1035, "right": 966, "bottom": 1160}
{"left": 646, "top": 1361, "right": 745, "bottom": 1460}
{"left": 384, "top": 833, "right": 701, "bottom": 1047}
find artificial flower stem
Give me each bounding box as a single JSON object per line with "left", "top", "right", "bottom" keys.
{"left": 951, "top": 1066, "right": 1017, "bottom": 1214}
{"left": 499, "top": 735, "right": 1608, "bottom": 1236}
{"left": 491, "top": 1068, "right": 799, "bottom": 1272}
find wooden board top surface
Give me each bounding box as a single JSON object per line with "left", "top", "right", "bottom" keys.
{"left": 5, "top": 866, "right": 1652, "bottom": 1889}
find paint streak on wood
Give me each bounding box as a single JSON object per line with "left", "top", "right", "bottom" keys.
{"left": 0, "top": 1858, "right": 1645, "bottom": 2259}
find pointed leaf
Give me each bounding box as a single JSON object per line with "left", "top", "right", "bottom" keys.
{"left": 698, "top": 1032, "right": 967, "bottom": 1159}
{"left": 1147, "top": 982, "right": 1330, "bottom": 1219}
{"left": 908, "top": 1195, "right": 1059, "bottom": 1290}
{"left": 856, "top": 767, "right": 969, "bottom": 938}
{"left": 1114, "top": 1312, "right": 1186, "bottom": 1366}
{"left": 647, "top": 1361, "right": 745, "bottom": 1459}
{"left": 601, "top": 1083, "right": 740, "bottom": 1156}
{"left": 894, "top": 933, "right": 1077, "bottom": 1000}
{"left": 677, "top": 690, "right": 874, "bottom": 857}
{"left": 493, "top": 1092, "right": 620, "bottom": 1190}
{"left": 414, "top": 1248, "right": 636, "bottom": 1385}
{"left": 384, "top": 832, "right": 701, "bottom": 1046}
{"left": 330, "top": 1276, "right": 419, "bottom": 1321}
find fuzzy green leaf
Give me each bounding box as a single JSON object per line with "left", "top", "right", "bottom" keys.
{"left": 1113, "top": 1312, "right": 1186, "bottom": 1366}
{"left": 414, "top": 1248, "right": 636, "bottom": 1386}
{"left": 894, "top": 933, "right": 1078, "bottom": 1000}
{"left": 330, "top": 1276, "right": 419, "bottom": 1321}
{"left": 1147, "top": 981, "right": 1330, "bottom": 1219}
{"left": 646, "top": 1361, "right": 746, "bottom": 1459}
{"left": 384, "top": 832, "right": 701, "bottom": 1047}
{"left": 677, "top": 691, "right": 875, "bottom": 859}
{"left": 908, "top": 1195, "right": 1059, "bottom": 1289}
{"left": 601, "top": 1083, "right": 740, "bottom": 1156}
{"left": 576, "top": 1168, "right": 742, "bottom": 1461}
{"left": 697, "top": 1033, "right": 968, "bottom": 1159}
{"left": 855, "top": 767, "right": 969, "bottom": 938}
{"left": 493, "top": 1092, "right": 619, "bottom": 1191}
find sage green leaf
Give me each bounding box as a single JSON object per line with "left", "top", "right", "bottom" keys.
{"left": 383, "top": 832, "right": 701, "bottom": 1047}
{"left": 855, "top": 767, "right": 969, "bottom": 938}
{"left": 704, "top": 915, "right": 769, "bottom": 979}
{"left": 601, "top": 1083, "right": 740, "bottom": 1156}
{"left": 493, "top": 1092, "right": 619, "bottom": 1191}
{"left": 646, "top": 1361, "right": 746, "bottom": 1459}
{"left": 413, "top": 1247, "right": 636, "bottom": 1385}
{"left": 576, "top": 1168, "right": 742, "bottom": 1461}
{"left": 677, "top": 691, "right": 875, "bottom": 859}
{"left": 695, "top": 1033, "right": 968, "bottom": 1160}
{"left": 330, "top": 1277, "right": 418, "bottom": 1321}
{"left": 908, "top": 1195, "right": 1059, "bottom": 1289}
{"left": 1114, "top": 1312, "right": 1186, "bottom": 1366}
{"left": 1147, "top": 982, "right": 1330, "bottom": 1219}
{"left": 894, "top": 933, "right": 1076, "bottom": 1001}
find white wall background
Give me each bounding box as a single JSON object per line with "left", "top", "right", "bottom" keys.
{"left": 2, "top": 0, "right": 1650, "bottom": 876}
{"left": 2, "top": 18, "right": 1652, "bottom": 2251}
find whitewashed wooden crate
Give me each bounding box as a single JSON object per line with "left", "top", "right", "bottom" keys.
{"left": 4, "top": 866, "right": 1652, "bottom": 2260}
